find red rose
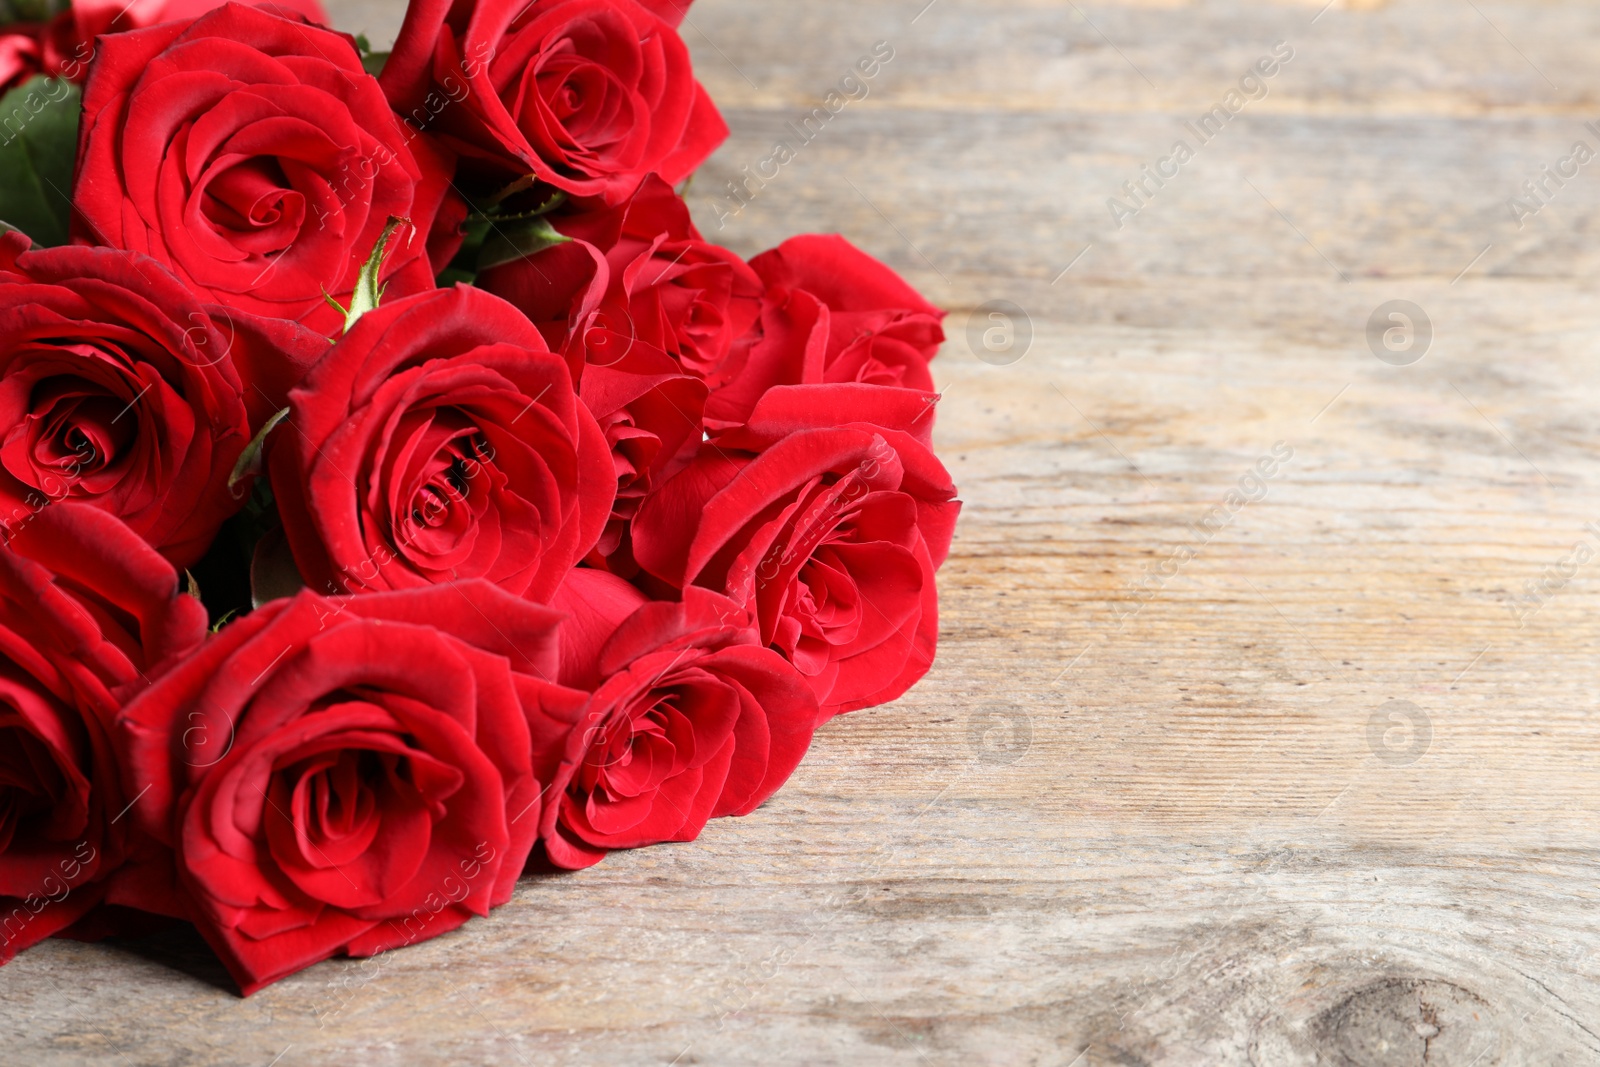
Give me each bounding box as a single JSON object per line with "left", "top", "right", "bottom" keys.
{"left": 0, "top": 15, "right": 87, "bottom": 91}
{"left": 382, "top": 0, "right": 726, "bottom": 202}
{"left": 72, "top": 3, "right": 452, "bottom": 330}
{"left": 708, "top": 235, "right": 946, "bottom": 431}
{"left": 538, "top": 571, "right": 818, "bottom": 869}
{"left": 0, "top": 503, "right": 207, "bottom": 965}
{"left": 547, "top": 566, "right": 647, "bottom": 689}
{"left": 71, "top": 0, "right": 331, "bottom": 38}
{"left": 0, "top": 27, "right": 42, "bottom": 93}
{"left": 114, "top": 581, "right": 582, "bottom": 995}
{"left": 577, "top": 345, "right": 705, "bottom": 573}
{"left": 0, "top": 232, "right": 254, "bottom": 566}
{"left": 478, "top": 182, "right": 749, "bottom": 577}
{"left": 0, "top": 0, "right": 334, "bottom": 92}
{"left": 479, "top": 175, "right": 762, "bottom": 382}
{"left": 268, "top": 285, "right": 615, "bottom": 602}
{"left": 633, "top": 385, "right": 959, "bottom": 719}
{"left": 476, "top": 232, "right": 608, "bottom": 376}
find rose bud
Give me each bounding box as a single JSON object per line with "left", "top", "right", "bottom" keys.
{"left": 0, "top": 233, "right": 256, "bottom": 566}
{"left": 268, "top": 285, "right": 615, "bottom": 602}
{"left": 539, "top": 572, "right": 819, "bottom": 869}
{"left": 633, "top": 385, "right": 960, "bottom": 719}
{"left": 0, "top": 504, "right": 207, "bottom": 965}
{"left": 73, "top": 3, "right": 453, "bottom": 331}
{"left": 381, "top": 0, "right": 726, "bottom": 202}
{"left": 115, "top": 581, "right": 584, "bottom": 995}
{"left": 708, "top": 235, "right": 946, "bottom": 431}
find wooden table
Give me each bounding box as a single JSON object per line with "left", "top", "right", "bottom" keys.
{"left": 7, "top": 1, "right": 1600, "bottom": 1063}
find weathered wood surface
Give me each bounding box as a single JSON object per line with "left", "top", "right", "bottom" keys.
{"left": 6, "top": 0, "right": 1600, "bottom": 1063}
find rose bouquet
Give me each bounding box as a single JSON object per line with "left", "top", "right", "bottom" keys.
{"left": 0, "top": 0, "right": 957, "bottom": 994}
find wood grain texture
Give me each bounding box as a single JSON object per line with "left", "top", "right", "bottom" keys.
{"left": 5, "top": 1, "right": 1600, "bottom": 1063}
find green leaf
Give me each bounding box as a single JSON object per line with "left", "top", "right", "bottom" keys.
{"left": 435, "top": 266, "right": 477, "bottom": 287}
{"left": 480, "top": 173, "right": 541, "bottom": 211}
{"left": 1, "top": 0, "right": 67, "bottom": 22}
{"left": 361, "top": 50, "right": 390, "bottom": 78}
{"left": 477, "top": 216, "right": 573, "bottom": 272}
{"left": 344, "top": 216, "right": 410, "bottom": 331}
{"left": 479, "top": 192, "right": 567, "bottom": 224}
{"left": 0, "top": 77, "right": 81, "bottom": 247}
{"left": 228, "top": 407, "right": 290, "bottom": 497}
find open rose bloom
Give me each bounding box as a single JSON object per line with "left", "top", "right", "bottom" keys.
{"left": 0, "top": 0, "right": 957, "bottom": 993}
